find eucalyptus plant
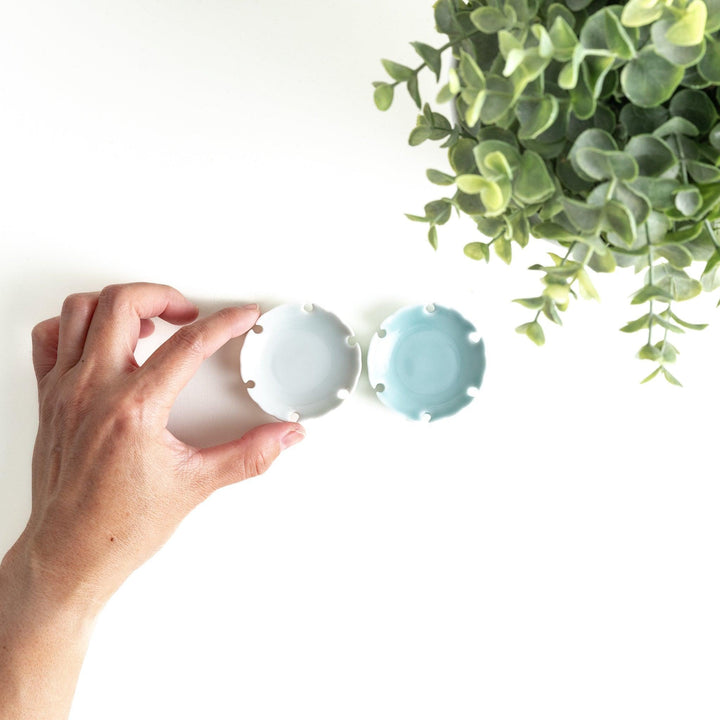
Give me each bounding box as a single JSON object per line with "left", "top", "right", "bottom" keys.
{"left": 374, "top": 0, "right": 720, "bottom": 384}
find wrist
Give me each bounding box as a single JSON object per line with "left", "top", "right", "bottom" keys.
{"left": 0, "top": 536, "right": 104, "bottom": 628}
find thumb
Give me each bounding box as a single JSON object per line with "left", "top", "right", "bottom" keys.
{"left": 197, "top": 422, "right": 305, "bottom": 493}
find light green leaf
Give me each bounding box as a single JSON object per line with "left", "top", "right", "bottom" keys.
{"left": 661, "top": 367, "right": 683, "bottom": 386}
{"left": 373, "top": 83, "right": 394, "bottom": 111}
{"left": 621, "top": 0, "right": 664, "bottom": 28}
{"left": 641, "top": 366, "right": 662, "bottom": 383}
{"left": 631, "top": 284, "right": 673, "bottom": 305}
{"left": 464, "top": 242, "right": 490, "bottom": 261}
{"left": 513, "top": 296, "right": 546, "bottom": 310}
{"left": 665, "top": 0, "right": 707, "bottom": 47}
{"left": 516, "top": 321, "right": 546, "bottom": 346}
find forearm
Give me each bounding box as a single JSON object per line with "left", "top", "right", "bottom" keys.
{"left": 0, "top": 541, "right": 100, "bottom": 720}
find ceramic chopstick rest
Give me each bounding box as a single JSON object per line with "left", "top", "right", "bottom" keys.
{"left": 366, "top": 304, "right": 486, "bottom": 422}
{"left": 240, "top": 303, "right": 361, "bottom": 421}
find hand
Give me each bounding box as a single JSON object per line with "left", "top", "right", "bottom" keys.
{"left": 16, "top": 282, "right": 305, "bottom": 608}
{"left": 0, "top": 282, "right": 305, "bottom": 720}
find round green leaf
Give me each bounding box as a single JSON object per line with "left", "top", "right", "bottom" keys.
{"left": 373, "top": 83, "right": 394, "bottom": 111}
{"left": 670, "top": 89, "right": 718, "bottom": 134}
{"left": 651, "top": 18, "right": 706, "bottom": 67}
{"left": 621, "top": 48, "right": 684, "bottom": 107}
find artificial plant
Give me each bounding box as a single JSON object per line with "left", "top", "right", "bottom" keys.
{"left": 374, "top": 0, "right": 720, "bottom": 384}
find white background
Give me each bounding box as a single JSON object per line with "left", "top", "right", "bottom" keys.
{"left": 1, "top": 1, "right": 720, "bottom": 718}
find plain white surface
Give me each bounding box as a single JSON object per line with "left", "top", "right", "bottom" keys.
{"left": 1, "top": 2, "right": 720, "bottom": 718}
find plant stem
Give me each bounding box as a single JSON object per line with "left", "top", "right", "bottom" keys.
{"left": 389, "top": 30, "right": 483, "bottom": 89}
{"left": 645, "top": 222, "right": 655, "bottom": 347}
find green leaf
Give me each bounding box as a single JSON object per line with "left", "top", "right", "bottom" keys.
{"left": 549, "top": 15, "right": 578, "bottom": 61}
{"left": 669, "top": 311, "right": 708, "bottom": 331}
{"left": 661, "top": 367, "right": 683, "bottom": 386}
{"left": 459, "top": 51, "right": 486, "bottom": 90}
{"left": 707, "top": 0, "right": 720, "bottom": 32}
{"left": 456, "top": 175, "right": 511, "bottom": 217}
{"left": 621, "top": 313, "right": 652, "bottom": 333}
{"left": 699, "top": 37, "right": 720, "bottom": 83}
{"left": 665, "top": 0, "right": 707, "bottom": 47}
{"left": 577, "top": 267, "right": 600, "bottom": 300}
{"left": 409, "top": 125, "right": 432, "bottom": 146}
{"left": 625, "top": 135, "right": 678, "bottom": 178}
{"left": 656, "top": 244, "right": 694, "bottom": 269}
{"left": 638, "top": 344, "right": 662, "bottom": 361}
{"left": 495, "top": 236, "right": 513, "bottom": 263}
{"left": 373, "top": 83, "right": 394, "bottom": 111}
{"left": 405, "top": 213, "right": 428, "bottom": 223}
{"left": 621, "top": 48, "right": 684, "bottom": 107}
{"left": 426, "top": 169, "right": 455, "bottom": 186}
{"left": 631, "top": 284, "right": 673, "bottom": 305}
{"left": 474, "top": 140, "right": 521, "bottom": 181}
{"left": 516, "top": 321, "right": 546, "bottom": 346}
{"left": 407, "top": 75, "right": 421, "bottom": 109}
{"left": 654, "top": 264, "right": 704, "bottom": 301}
{"left": 424, "top": 199, "right": 452, "bottom": 225}
{"left": 514, "top": 151, "right": 555, "bottom": 204}
{"left": 382, "top": 59, "right": 414, "bottom": 82}
{"left": 574, "top": 148, "right": 638, "bottom": 181}
{"left": 562, "top": 197, "right": 603, "bottom": 233}
{"left": 651, "top": 18, "right": 706, "bottom": 67}
{"left": 428, "top": 225, "right": 438, "bottom": 250}
{"left": 621, "top": 0, "right": 665, "bottom": 28}
{"left": 641, "top": 366, "right": 662, "bottom": 383}
{"left": 674, "top": 187, "right": 703, "bottom": 217}
{"left": 464, "top": 242, "right": 490, "bottom": 261}
{"left": 434, "top": 0, "right": 459, "bottom": 34}
{"left": 513, "top": 296, "right": 546, "bottom": 310}
{"left": 470, "top": 6, "right": 510, "bottom": 34}
{"left": 411, "top": 42, "right": 442, "bottom": 81}
{"left": 603, "top": 201, "right": 637, "bottom": 246}
{"left": 670, "top": 89, "right": 718, "bottom": 135}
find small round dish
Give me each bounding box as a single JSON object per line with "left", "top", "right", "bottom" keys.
{"left": 367, "top": 304, "right": 486, "bottom": 422}
{"left": 240, "top": 303, "right": 361, "bottom": 421}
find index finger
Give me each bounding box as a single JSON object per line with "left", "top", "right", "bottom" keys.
{"left": 133, "top": 304, "right": 260, "bottom": 414}
{"left": 82, "top": 283, "right": 199, "bottom": 368}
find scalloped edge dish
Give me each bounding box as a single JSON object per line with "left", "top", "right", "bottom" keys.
{"left": 240, "top": 303, "right": 361, "bottom": 421}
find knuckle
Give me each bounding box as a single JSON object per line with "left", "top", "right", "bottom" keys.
{"left": 61, "top": 293, "right": 93, "bottom": 316}
{"left": 98, "top": 284, "right": 131, "bottom": 310}
{"left": 31, "top": 320, "right": 51, "bottom": 344}
{"left": 242, "top": 449, "right": 272, "bottom": 479}
{"left": 173, "top": 324, "right": 206, "bottom": 357}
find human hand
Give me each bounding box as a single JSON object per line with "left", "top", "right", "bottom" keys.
{"left": 0, "top": 282, "right": 304, "bottom": 720}
{"left": 9, "top": 282, "right": 305, "bottom": 610}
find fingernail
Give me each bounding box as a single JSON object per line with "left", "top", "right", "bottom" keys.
{"left": 281, "top": 429, "right": 305, "bottom": 450}
{"left": 242, "top": 303, "right": 259, "bottom": 311}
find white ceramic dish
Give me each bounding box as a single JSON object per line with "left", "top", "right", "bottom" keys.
{"left": 240, "top": 303, "right": 361, "bottom": 421}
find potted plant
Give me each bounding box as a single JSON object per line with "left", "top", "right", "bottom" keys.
{"left": 374, "top": 0, "right": 720, "bottom": 384}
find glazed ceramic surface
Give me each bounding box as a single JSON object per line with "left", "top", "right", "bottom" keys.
{"left": 367, "top": 304, "right": 486, "bottom": 421}
{"left": 240, "top": 304, "right": 361, "bottom": 421}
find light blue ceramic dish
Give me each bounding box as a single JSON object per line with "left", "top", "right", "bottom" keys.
{"left": 367, "top": 304, "right": 486, "bottom": 422}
